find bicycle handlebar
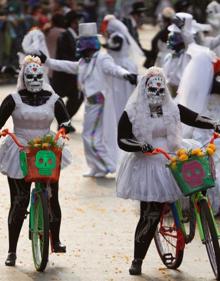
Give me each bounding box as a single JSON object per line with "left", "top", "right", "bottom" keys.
{"left": 0, "top": 128, "right": 68, "bottom": 149}
{"left": 144, "top": 132, "right": 220, "bottom": 160}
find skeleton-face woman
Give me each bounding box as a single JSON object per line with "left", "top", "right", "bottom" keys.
{"left": 0, "top": 56, "right": 72, "bottom": 266}
{"left": 116, "top": 66, "right": 220, "bottom": 276}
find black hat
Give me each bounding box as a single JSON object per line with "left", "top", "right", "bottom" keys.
{"left": 130, "top": 1, "right": 146, "bottom": 15}
{"left": 174, "top": 0, "right": 190, "bottom": 11}
{"left": 65, "top": 10, "right": 83, "bottom": 27}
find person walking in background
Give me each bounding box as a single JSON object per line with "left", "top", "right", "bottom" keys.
{"left": 45, "top": 13, "right": 65, "bottom": 80}
{"left": 101, "top": 15, "right": 141, "bottom": 122}
{"left": 143, "top": 7, "right": 175, "bottom": 68}
{"left": 45, "top": 13, "right": 65, "bottom": 62}
{"left": 38, "top": 22, "right": 137, "bottom": 178}
{"left": 122, "top": 1, "right": 146, "bottom": 48}
{"left": 51, "top": 10, "right": 84, "bottom": 133}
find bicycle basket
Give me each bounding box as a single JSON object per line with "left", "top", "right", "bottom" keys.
{"left": 169, "top": 155, "right": 215, "bottom": 196}
{"left": 19, "top": 147, "right": 62, "bottom": 183}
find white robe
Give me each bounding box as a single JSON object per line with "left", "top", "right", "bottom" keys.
{"left": 46, "top": 51, "right": 129, "bottom": 174}
{"left": 107, "top": 32, "right": 138, "bottom": 122}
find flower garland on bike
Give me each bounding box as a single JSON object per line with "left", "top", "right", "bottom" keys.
{"left": 116, "top": 66, "right": 220, "bottom": 276}
{"left": 0, "top": 55, "right": 72, "bottom": 266}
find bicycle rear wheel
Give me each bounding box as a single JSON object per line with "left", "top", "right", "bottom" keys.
{"left": 31, "top": 189, "right": 49, "bottom": 272}
{"left": 154, "top": 204, "right": 185, "bottom": 269}
{"left": 199, "top": 199, "right": 220, "bottom": 280}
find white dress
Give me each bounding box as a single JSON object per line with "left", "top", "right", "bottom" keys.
{"left": 116, "top": 117, "right": 183, "bottom": 203}
{"left": 0, "top": 92, "right": 72, "bottom": 179}
{"left": 108, "top": 32, "right": 138, "bottom": 122}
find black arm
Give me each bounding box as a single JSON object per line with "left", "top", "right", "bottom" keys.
{"left": 118, "top": 111, "right": 143, "bottom": 152}
{"left": 54, "top": 98, "right": 71, "bottom": 133}
{"left": 0, "top": 95, "right": 15, "bottom": 129}
{"left": 105, "top": 35, "right": 123, "bottom": 52}
{"left": 178, "top": 104, "right": 215, "bottom": 129}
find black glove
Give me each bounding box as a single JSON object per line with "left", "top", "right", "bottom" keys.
{"left": 141, "top": 143, "right": 154, "bottom": 153}
{"left": 123, "top": 73, "right": 138, "bottom": 85}
{"left": 34, "top": 51, "right": 47, "bottom": 63}
{"left": 214, "top": 124, "right": 220, "bottom": 133}
{"left": 172, "top": 15, "right": 185, "bottom": 29}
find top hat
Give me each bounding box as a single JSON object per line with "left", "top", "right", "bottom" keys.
{"left": 168, "top": 12, "right": 197, "bottom": 34}
{"left": 130, "top": 1, "right": 146, "bottom": 15}
{"left": 78, "top": 22, "right": 101, "bottom": 37}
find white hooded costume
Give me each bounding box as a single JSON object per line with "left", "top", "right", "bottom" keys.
{"left": 103, "top": 15, "right": 143, "bottom": 122}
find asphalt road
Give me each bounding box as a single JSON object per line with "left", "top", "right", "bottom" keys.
{"left": 0, "top": 25, "right": 219, "bottom": 281}
{"left": 0, "top": 83, "right": 218, "bottom": 281}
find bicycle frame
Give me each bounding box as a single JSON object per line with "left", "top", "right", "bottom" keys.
{"left": 0, "top": 128, "right": 68, "bottom": 270}
{"left": 149, "top": 132, "right": 220, "bottom": 244}
{"left": 168, "top": 192, "right": 220, "bottom": 247}
{"left": 29, "top": 183, "right": 48, "bottom": 237}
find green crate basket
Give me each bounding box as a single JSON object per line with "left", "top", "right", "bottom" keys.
{"left": 168, "top": 155, "right": 215, "bottom": 196}
{"left": 19, "top": 147, "right": 62, "bottom": 183}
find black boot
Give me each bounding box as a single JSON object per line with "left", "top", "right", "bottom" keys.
{"left": 5, "top": 252, "right": 16, "bottom": 266}
{"left": 129, "top": 258, "right": 143, "bottom": 275}
{"left": 53, "top": 241, "right": 66, "bottom": 253}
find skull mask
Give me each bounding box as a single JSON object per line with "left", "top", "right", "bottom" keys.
{"left": 24, "top": 62, "right": 44, "bottom": 92}
{"left": 146, "top": 75, "right": 166, "bottom": 106}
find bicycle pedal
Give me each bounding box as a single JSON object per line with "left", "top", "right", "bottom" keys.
{"left": 163, "top": 253, "right": 175, "bottom": 265}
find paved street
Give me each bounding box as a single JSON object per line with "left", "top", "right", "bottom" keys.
{"left": 0, "top": 25, "right": 219, "bottom": 281}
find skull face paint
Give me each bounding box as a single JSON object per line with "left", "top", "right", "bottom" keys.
{"left": 24, "top": 63, "right": 44, "bottom": 92}
{"left": 146, "top": 75, "right": 166, "bottom": 106}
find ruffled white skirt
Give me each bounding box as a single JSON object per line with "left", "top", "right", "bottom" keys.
{"left": 116, "top": 138, "right": 202, "bottom": 203}
{"left": 116, "top": 151, "right": 183, "bottom": 203}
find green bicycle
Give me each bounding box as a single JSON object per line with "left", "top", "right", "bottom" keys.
{"left": 1, "top": 128, "right": 67, "bottom": 272}
{"left": 148, "top": 133, "right": 220, "bottom": 279}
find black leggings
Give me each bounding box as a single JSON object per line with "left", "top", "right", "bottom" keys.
{"left": 134, "top": 201, "right": 164, "bottom": 260}
{"left": 7, "top": 177, "right": 62, "bottom": 253}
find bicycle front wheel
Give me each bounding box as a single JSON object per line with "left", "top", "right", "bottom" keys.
{"left": 31, "top": 189, "right": 49, "bottom": 272}
{"left": 200, "top": 199, "right": 220, "bottom": 280}
{"left": 154, "top": 204, "right": 185, "bottom": 269}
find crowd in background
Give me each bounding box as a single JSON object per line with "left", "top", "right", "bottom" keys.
{"left": 0, "top": 0, "right": 216, "bottom": 73}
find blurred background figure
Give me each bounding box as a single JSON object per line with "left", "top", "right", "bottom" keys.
{"left": 51, "top": 10, "right": 84, "bottom": 133}
{"left": 122, "top": 1, "right": 146, "bottom": 47}
{"left": 45, "top": 13, "right": 65, "bottom": 62}
{"left": 101, "top": 14, "right": 139, "bottom": 122}
{"left": 144, "top": 6, "right": 175, "bottom": 68}
{"left": 83, "top": 0, "right": 98, "bottom": 22}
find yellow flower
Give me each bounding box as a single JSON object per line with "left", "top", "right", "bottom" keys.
{"left": 177, "top": 148, "right": 187, "bottom": 156}
{"left": 33, "top": 143, "right": 41, "bottom": 148}
{"left": 33, "top": 137, "right": 41, "bottom": 144}
{"left": 171, "top": 157, "right": 177, "bottom": 162}
{"left": 171, "top": 161, "right": 177, "bottom": 169}
{"left": 206, "top": 148, "right": 215, "bottom": 156}
{"left": 42, "top": 143, "right": 50, "bottom": 149}
{"left": 191, "top": 148, "right": 202, "bottom": 156}
{"left": 197, "top": 151, "right": 204, "bottom": 157}
{"left": 207, "top": 143, "right": 216, "bottom": 151}
{"left": 179, "top": 154, "right": 188, "bottom": 161}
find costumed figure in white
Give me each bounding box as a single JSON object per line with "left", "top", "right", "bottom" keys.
{"left": 18, "top": 27, "right": 50, "bottom": 82}
{"left": 203, "top": 1, "right": 220, "bottom": 57}
{"left": 0, "top": 55, "right": 72, "bottom": 266}
{"left": 39, "top": 23, "right": 137, "bottom": 177}
{"left": 101, "top": 15, "right": 142, "bottom": 122}
{"left": 144, "top": 7, "right": 175, "bottom": 68}
{"left": 116, "top": 67, "right": 220, "bottom": 276}
{"left": 168, "top": 13, "right": 220, "bottom": 214}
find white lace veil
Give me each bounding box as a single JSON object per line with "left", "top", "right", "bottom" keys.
{"left": 17, "top": 55, "right": 54, "bottom": 93}
{"left": 105, "top": 16, "right": 145, "bottom": 64}
{"left": 125, "top": 67, "right": 182, "bottom": 150}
